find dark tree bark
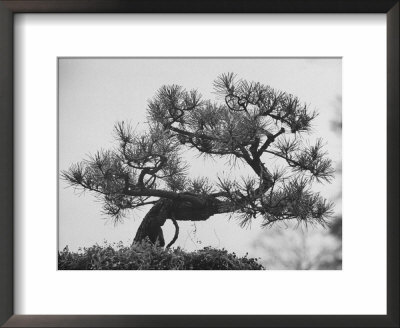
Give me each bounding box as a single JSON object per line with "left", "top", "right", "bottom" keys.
{"left": 132, "top": 199, "right": 172, "bottom": 247}
{"left": 132, "top": 194, "right": 229, "bottom": 247}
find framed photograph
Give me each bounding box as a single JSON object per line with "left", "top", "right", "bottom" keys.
{"left": 0, "top": 1, "right": 398, "bottom": 327}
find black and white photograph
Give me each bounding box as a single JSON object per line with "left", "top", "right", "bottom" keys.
{"left": 58, "top": 58, "right": 342, "bottom": 270}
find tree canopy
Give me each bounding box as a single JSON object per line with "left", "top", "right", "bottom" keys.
{"left": 63, "top": 73, "right": 335, "bottom": 247}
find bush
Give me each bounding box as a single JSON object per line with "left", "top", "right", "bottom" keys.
{"left": 58, "top": 241, "right": 265, "bottom": 270}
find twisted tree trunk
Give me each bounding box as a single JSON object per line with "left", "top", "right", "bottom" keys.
{"left": 132, "top": 199, "right": 172, "bottom": 247}
{"left": 132, "top": 194, "right": 227, "bottom": 247}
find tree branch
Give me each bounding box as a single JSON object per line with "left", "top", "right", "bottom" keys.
{"left": 257, "top": 127, "right": 286, "bottom": 157}
{"left": 166, "top": 218, "right": 179, "bottom": 248}
{"left": 125, "top": 188, "right": 205, "bottom": 207}
{"left": 137, "top": 155, "right": 167, "bottom": 187}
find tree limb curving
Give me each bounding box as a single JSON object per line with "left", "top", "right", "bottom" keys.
{"left": 166, "top": 218, "right": 179, "bottom": 249}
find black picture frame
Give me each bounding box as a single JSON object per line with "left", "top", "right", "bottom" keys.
{"left": 0, "top": 1, "right": 398, "bottom": 327}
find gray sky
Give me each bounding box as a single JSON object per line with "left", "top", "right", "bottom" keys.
{"left": 58, "top": 58, "right": 341, "bottom": 257}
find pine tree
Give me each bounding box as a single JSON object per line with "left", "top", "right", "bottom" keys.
{"left": 62, "top": 73, "right": 334, "bottom": 248}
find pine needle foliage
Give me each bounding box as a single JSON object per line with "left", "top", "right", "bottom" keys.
{"left": 63, "top": 73, "right": 334, "bottom": 231}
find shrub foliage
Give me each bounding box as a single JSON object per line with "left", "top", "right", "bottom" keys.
{"left": 58, "top": 241, "right": 264, "bottom": 270}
